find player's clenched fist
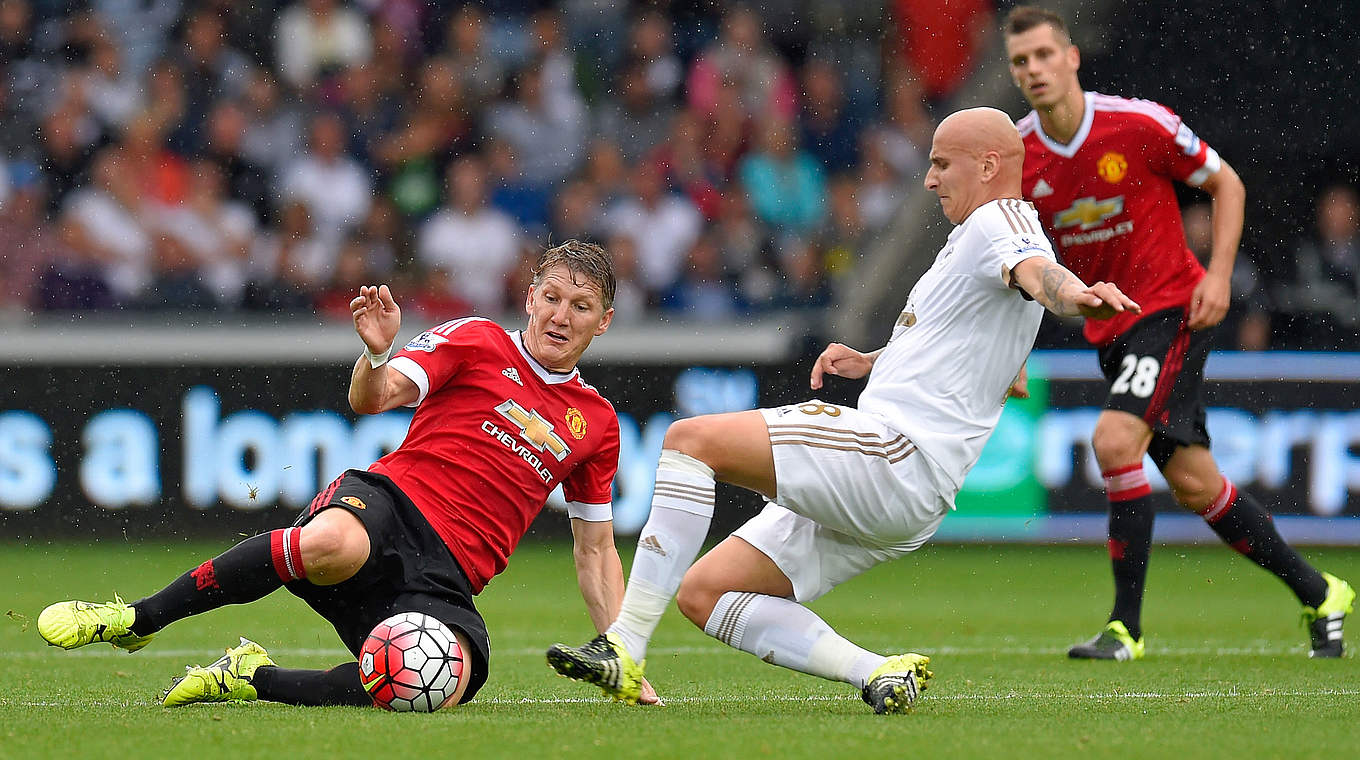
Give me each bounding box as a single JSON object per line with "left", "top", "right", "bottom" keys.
{"left": 810, "top": 342, "right": 877, "bottom": 390}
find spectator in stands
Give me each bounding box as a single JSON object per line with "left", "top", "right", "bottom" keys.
{"left": 376, "top": 56, "right": 478, "bottom": 220}
{"left": 140, "top": 228, "right": 216, "bottom": 310}
{"left": 443, "top": 4, "right": 504, "bottom": 111}
{"left": 157, "top": 159, "right": 256, "bottom": 308}
{"left": 487, "top": 63, "right": 586, "bottom": 188}
{"left": 338, "top": 63, "right": 401, "bottom": 171}
{"left": 1276, "top": 184, "right": 1360, "bottom": 350}
{"left": 799, "top": 59, "right": 860, "bottom": 173}
{"left": 817, "top": 173, "right": 867, "bottom": 293}
{"left": 6, "top": 171, "right": 107, "bottom": 312}
{"left": 856, "top": 137, "right": 903, "bottom": 231}
{"left": 68, "top": 32, "right": 142, "bottom": 134}
{"left": 602, "top": 232, "right": 648, "bottom": 319}
{"left": 595, "top": 61, "right": 675, "bottom": 162}
{"left": 314, "top": 233, "right": 381, "bottom": 319}
{"left": 90, "top": 0, "right": 180, "bottom": 78}
{"left": 528, "top": 8, "right": 587, "bottom": 128}
{"left": 687, "top": 4, "right": 796, "bottom": 121}
{"left": 583, "top": 139, "right": 630, "bottom": 206}
{"left": 486, "top": 137, "right": 550, "bottom": 235}
{"left": 627, "top": 8, "right": 684, "bottom": 103}
{"left": 244, "top": 200, "right": 329, "bottom": 311}
{"left": 712, "top": 191, "right": 780, "bottom": 311}
{"left": 281, "top": 111, "right": 372, "bottom": 246}
{"left": 417, "top": 156, "right": 521, "bottom": 315}
{"left": 660, "top": 234, "right": 744, "bottom": 321}
{"left": 204, "top": 100, "right": 271, "bottom": 224}
{"left": 60, "top": 148, "right": 151, "bottom": 305}
{"left": 140, "top": 57, "right": 189, "bottom": 147}
{"left": 650, "top": 109, "right": 725, "bottom": 220}
{"left": 603, "top": 160, "right": 703, "bottom": 297}
{"left": 738, "top": 117, "right": 826, "bottom": 236}
{"left": 274, "top": 0, "right": 372, "bottom": 93}
{"left": 775, "top": 236, "right": 833, "bottom": 310}
{"left": 865, "top": 71, "right": 933, "bottom": 182}
{"left": 239, "top": 71, "right": 306, "bottom": 175}
{"left": 169, "top": 9, "right": 254, "bottom": 155}
{"left": 36, "top": 99, "right": 99, "bottom": 218}
{"left": 550, "top": 179, "right": 605, "bottom": 245}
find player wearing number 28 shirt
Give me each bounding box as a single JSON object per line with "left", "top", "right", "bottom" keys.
{"left": 1005, "top": 6, "right": 1352, "bottom": 662}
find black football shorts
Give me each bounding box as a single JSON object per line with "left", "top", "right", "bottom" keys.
{"left": 1097, "top": 307, "right": 1213, "bottom": 467}
{"left": 287, "top": 469, "right": 490, "bottom": 703}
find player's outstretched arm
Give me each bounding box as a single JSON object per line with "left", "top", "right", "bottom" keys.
{"left": 809, "top": 343, "right": 884, "bottom": 389}
{"left": 348, "top": 284, "right": 418, "bottom": 414}
{"left": 569, "top": 518, "right": 662, "bottom": 705}
{"left": 1011, "top": 257, "right": 1141, "bottom": 321}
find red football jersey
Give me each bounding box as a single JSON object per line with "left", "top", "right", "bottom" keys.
{"left": 1019, "top": 92, "right": 1221, "bottom": 346}
{"left": 369, "top": 317, "right": 620, "bottom": 593}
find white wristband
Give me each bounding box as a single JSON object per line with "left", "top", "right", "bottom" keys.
{"left": 365, "top": 342, "right": 393, "bottom": 369}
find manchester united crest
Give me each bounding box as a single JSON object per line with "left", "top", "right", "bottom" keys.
{"left": 1097, "top": 151, "right": 1128, "bottom": 184}
{"left": 565, "top": 407, "right": 587, "bottom": 440}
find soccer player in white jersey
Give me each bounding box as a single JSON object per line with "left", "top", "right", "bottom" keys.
{"left": 547, "top": 108, "right": 1140, "bottom": 714}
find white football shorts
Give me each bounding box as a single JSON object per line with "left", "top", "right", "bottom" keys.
{"left": 733, "top": 401, "right": 952, "bottom": 602}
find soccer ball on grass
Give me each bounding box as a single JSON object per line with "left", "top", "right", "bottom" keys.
{"left": 359, "top": 612, "right": 464, "bottom": 712}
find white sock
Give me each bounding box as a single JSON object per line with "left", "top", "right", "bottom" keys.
{"left": 606, "top": 450, "right": 715, "bottom": 661}
{"left": 704, "top": 591, "right": 886, "bottom": 688}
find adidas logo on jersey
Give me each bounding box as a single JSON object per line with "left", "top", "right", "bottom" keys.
{"left": 1032, "top": 179, "right": 1054, "bottom": 198}
{"left": 502, "top": 367, "right": 522, "bottom": 385}
{"left": 639, "top": 535, "right": 667, "bottom": 557}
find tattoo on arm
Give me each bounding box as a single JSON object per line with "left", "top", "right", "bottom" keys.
{"left": 1040, "top": 262, "right": 1078, "bottom": 316}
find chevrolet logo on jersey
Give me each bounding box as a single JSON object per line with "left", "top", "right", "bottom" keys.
{"left": 495, "top": 399, "right": 570, "bottom": 461}
{"left": 1053, "top": 196, "right": 1125, "bottom": 230}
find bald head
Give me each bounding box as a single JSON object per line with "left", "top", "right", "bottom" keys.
{"left": 924, "top": 107, "right": 1026, "bottom": 223}
{"left": 938, "top": 108, "right": 1025, "bottom": 172}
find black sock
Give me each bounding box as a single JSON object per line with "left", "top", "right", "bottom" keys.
{"left": 1201, "top": 480, "right": 1327, "bottom": 607}
{"left": 130, "top": 528, "right": 306, "bottom": 636}
{"left": 253, "top": 663, "right": 372, "bottom": 707}
{"left": 1106, "top": 493, "right": 1155, "bottom": 640}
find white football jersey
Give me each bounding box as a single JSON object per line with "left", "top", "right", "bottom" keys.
{"left": 858, "top": 198, "right": 1054, "bottom": 494}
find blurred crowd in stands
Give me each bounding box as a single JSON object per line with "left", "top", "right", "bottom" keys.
{"left": 0, "top": 0, "right": 937, "bottom": 324}
{"left": 0, "top": 0, "right": 1354, "bottom": 350}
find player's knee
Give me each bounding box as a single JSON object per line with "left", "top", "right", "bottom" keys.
{"left": 676, "top": 571, "right": 721, "bottom": 628}
{"left": 1164, "top": 468, "right": 1217, "bottom": 511}
{"left": 1091, "top": 424, "right": 1142, "bottom": 468}
{"left": 300, "top": 509, "right": 369, "bottom": 583}
{"left": 661, "top": 417, "right": 718, "bottom": 462}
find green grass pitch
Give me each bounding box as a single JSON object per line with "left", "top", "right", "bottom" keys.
{"left": 2, "top": 538, "right": 1357, "bottom": 759}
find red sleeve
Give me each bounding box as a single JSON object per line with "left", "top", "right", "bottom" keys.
{"left": 385, "top": 317, "right": 492, "bottom": 406}
{"left": 1141, "top": 101, "right": 1221, "bottom": 186}
{"left": 562, "top": 409, "right": 620, "bottom": 508}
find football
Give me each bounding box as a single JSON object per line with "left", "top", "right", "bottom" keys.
{"left": 359, "top": 612, "right": 465, "bottom": 712}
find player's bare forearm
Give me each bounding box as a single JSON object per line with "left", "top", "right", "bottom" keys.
{"left": 1201, "top": 161, "right": 1246, "bottom": 280}
{"left": 348, "top": 357, "right": 394, "bottom": 414}
{"left": 1013, "top": 257, "right": 1141, "bottom": 320}
{"left": 1188, "top": 162, "right": 1245, "bottom": 329}
{"left": 570, "top": 518, "right": 625, "bottom": 633}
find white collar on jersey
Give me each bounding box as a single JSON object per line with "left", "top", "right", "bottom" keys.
{"left": 509, "top": 330, "right": 581, "bottom": 385}
{"left": 1032, "top": 91, "right": 1096, "bottom": 159}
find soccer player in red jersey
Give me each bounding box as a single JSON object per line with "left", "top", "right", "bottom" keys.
{"left": 1004, "top": 6, "right": 1353, "bottom": 660}
{"left": 37, "top": 241, "right": 659, "bottom": 707}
